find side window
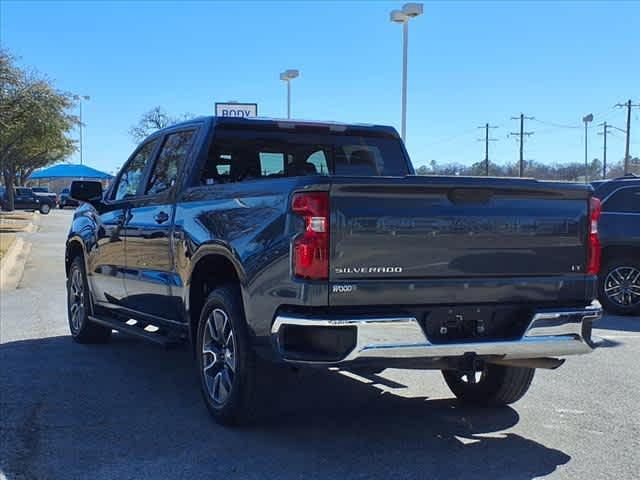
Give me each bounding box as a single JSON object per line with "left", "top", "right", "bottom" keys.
{"left": 603, "top": 187, "right": 640, "bottom": 213}
{"left": 114, "top": 140, "right": 158, "bottom": 201}
{"left": 146, "top": 130, "right": 195, "bottom": 195}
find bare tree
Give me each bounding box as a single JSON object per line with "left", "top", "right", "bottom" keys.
{"left": 128, "top": 106, "right": 194, "bottom": 143}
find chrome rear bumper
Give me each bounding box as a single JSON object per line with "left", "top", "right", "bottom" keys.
{"left": 271, "top": 301, "right": 602, "bottom": 365}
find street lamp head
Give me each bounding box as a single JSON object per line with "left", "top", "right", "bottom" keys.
{"left": 390, "top": 9, "right": 408, "bottom": 23}
{"left": 402, "top": 3, "right": 424, "bottom": 18}
{"left": 280, "top": 69, "right": 299, "bottom": 81}
{"left": 583, "top": 113, "right": 594, "bottom": 123}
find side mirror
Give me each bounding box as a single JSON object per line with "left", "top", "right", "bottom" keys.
{"left": 70, "top": 180, "right": 103, "bottom": 204}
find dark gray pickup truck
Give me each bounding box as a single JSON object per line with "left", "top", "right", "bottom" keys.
{"left": 66, "top": 116, "right": 602, "bottom": 425}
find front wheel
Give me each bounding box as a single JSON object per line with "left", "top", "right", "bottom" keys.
{"left": 442, "top": 364, "right": 535, "bottom": 406}
{"left": 39, "top": 203, "right": 50, "bottom": 214}
{"left": 67, "top": 256, "right": 111, "bottom": 343}
{"left": 196, "top": 285, "right": 261, "bottom": 426}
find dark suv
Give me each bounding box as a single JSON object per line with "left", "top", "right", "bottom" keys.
{"left": 593, "top": 174, "right": 640, "bottom": 315}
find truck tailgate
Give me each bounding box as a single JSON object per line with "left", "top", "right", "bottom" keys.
{"left": 329, "top": 176, "right": 593, "bottom": 306}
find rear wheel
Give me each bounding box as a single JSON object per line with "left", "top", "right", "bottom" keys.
{"left": 39, "top": 203, "right": 50, "bottom": 214}
{"left": 442, "top": 364, "right": 535, "bottom": 406}
{"left": 196, "top": 285, "right": 261, "bottom": 426}
{"left": 67, "top": 256, "right": 111, "bottom": 343}
{"left": 599, "top": 258, "right": 640, "bottom": 316}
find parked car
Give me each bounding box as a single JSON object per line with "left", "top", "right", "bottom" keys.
{"left": 58, "top": 187, "right": 79, "bottom": 209}
{"left": 31, "top": 186, "right": 58, "bottom": 204}
{"left": 65, "top": 116, "right": 602, "bottom": 425}
{"left": 1, "top": 186, "right": 55, "bottom": 214}
{"left": 592, "top": 174, "right": 640, "bottom": 315}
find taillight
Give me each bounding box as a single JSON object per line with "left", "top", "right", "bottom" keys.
{"left": 291, "top": 192, "right": 329, "bottom": 280}
{"left": 587, "top": 196, "right": 601, "bottom": 275}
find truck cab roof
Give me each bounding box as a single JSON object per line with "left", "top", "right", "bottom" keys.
{"left": 167, "top": 116, "right": 401, "bottom": 139}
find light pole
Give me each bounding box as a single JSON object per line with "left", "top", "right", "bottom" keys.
{"left": 583, "top": 113, "right": 593, "bottom": 182}
{"left": 74, "top": 95, "right": 90, "bottom": 165}
{"left": 390, "top": 3, "right": 423, "bottom": 143}
{"left": 279, "top": 69, "right": 299, "bottom": 119}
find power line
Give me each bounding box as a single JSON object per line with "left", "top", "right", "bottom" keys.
{"left": 510, "top": 114, "right": 534, "bottom": 177}
{"left": 429, "top": 127, "right": 478, "bottom": 146}
{"left": 532, "top": 118, "right": 581, "bottom": 129}
{"left": 615, "top": 100, "right": 640, "bottom": 174}
{"left": 476, "top": 123, "right": 498, "bottom": 176}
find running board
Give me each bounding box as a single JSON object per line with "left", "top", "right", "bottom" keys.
{"left": 89, "top": 315, "right": 181, "bottom": 347}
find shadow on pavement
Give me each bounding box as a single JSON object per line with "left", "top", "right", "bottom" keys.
{"left": 596, "top": 314, "right": 640, "bottom": 332}
{"left": 1, "top": 333, "right": 570, "bottom": 480}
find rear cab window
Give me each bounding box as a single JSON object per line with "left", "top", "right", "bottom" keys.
{"left": 200, "top": 128, "right": 408, "bottom": 185}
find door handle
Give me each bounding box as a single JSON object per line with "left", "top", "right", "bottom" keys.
{"left": 115, "top": 209, "right": 132, "bottom": 226}
{"left": 154, "top": 211, "right": 170, "bottom": 224}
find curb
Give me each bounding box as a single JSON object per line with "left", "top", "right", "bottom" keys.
{"left": 0, "top": 237, "right": 31, "bottom": 290}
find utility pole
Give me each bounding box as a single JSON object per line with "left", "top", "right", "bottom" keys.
{"left": 510, "top": 114, "right": 534, "bottom": 177}
{"left": 598, "top": 122, "right": 610, "bottom": 179}
{"left": 74, "top": 95, "right": 90, "bottom": 165}
{"left": 583, "top": 114, "right": 593, "bottom": 182}
{"left": 477, "top": 123, "right": 498, "bottom": 176}
{"left": 616, "top": 99, "right": 640, "bottom": 174}
{"left": 598, "top": 122, "right": 627, "bottom": 179}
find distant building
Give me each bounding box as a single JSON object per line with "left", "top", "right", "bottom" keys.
{"left": 28, "top": 164, "right": 113, "bottom": 193}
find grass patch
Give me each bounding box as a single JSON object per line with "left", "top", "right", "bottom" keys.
{"left": 0, "top": 233, "right": 17, "bottom": 260}
{"left": 0, "top": 212, "right": 33, "bottom": 221}
{"left": 0, "top": 211, "right": 34, "bottom": 233}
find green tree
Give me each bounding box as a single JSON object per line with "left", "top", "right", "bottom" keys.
{"left": 0, "top": 49, "right": 77, "bottom": 210}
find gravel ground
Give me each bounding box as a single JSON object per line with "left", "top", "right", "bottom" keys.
{"left": 1, "top": 209, "right": 638, "bottom": 480}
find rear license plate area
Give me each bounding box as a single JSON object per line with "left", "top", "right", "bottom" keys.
{"left": 422, "top": 306, "right": 532, "bottom": 344}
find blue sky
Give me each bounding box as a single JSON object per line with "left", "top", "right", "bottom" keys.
{"left": 2, "top": 0, "right": 639, "bottom": 174}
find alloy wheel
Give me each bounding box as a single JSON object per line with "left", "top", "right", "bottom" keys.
{"left": 69, "top": 266, "right": 85, "bottom": 333}
{"left": 202, "top": 308, "right": 236, "bottom": 406}
{"left": 604, "top": 266, "right": 640, "bottom": 307}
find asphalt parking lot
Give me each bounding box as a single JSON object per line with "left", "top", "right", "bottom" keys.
{"left": 1, "top": 209, "right": 639, "bottom": 480}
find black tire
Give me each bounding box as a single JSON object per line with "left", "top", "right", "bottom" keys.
{"left": 599, "top": 257, "right": 640, "bottom": 316}
{"left": 442, "top": 364, "right": 535, "bottom": 406}
{"left": 39, "top": 203, "right": 51, "bottom": 214}
{"left": 196, "top": 285, "right": 261, "bottom": 426}
{"left": 67, "top": 256, "right": 111, "bottom": 343}
{"left": 58, "top": 203, "right": 64, "bottom": 209}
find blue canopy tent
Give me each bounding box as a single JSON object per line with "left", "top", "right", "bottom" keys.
{"left": 30, "top": 164, "right": 112, "bottom": 180}
{"left": 29, "top": 164, "right": 113, "bottom": 194}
